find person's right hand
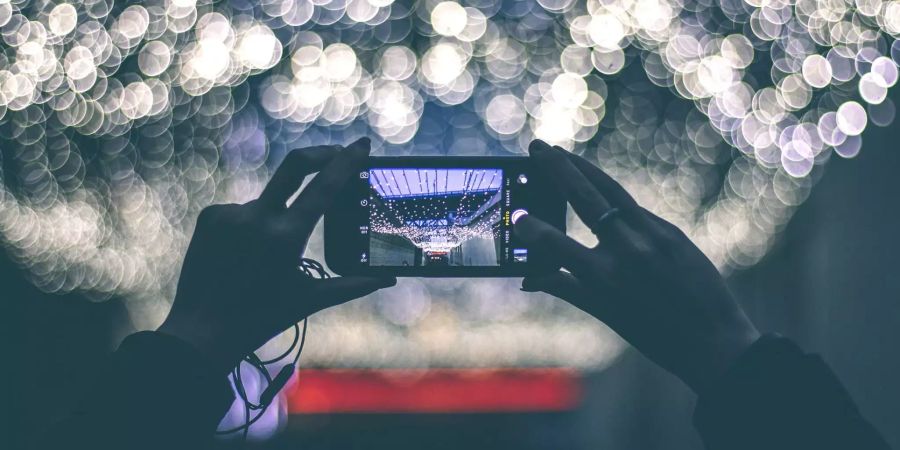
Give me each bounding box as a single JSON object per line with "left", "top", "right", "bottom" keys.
{"left": 516, "top": 140, "right": 760, "bottom": 394}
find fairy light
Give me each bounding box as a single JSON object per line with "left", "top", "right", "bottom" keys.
{"left": 369, "top": 169, "right": 501, "bottom": 252}
{"left": 1, "top": 1, "right": 899, "bottom": 415}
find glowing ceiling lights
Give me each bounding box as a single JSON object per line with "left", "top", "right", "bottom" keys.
{"left": 0, "top": 0, "right": 899, "bottom": 374}
{"left": 370, "top": 168, "right": 502, "bottom": 252}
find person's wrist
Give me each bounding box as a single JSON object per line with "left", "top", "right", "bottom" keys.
{"left": 156, "top": 315, "right": 239, "bottom": 376}
{"left": 682, "top": 326, "right": 761, "bottom": 394}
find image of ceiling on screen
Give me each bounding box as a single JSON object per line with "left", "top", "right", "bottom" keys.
{"left": 369, "top": 168, "right": 503, "bottom": 267}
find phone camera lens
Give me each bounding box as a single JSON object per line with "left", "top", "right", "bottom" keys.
{"left": 517, "top": 174, "right": 528, "bottom": 184}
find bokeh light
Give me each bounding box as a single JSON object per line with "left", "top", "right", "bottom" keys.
{"left": 2, "top": 0, "right": 900, "bottom": 415}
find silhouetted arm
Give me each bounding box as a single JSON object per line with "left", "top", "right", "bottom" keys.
{"left": 39, "top": 141, "right": 395, "bottom": 449}
{"left": 516, "top": 141, "right": 890, "bottom": 450}
{"left": 41, "top": 331, "right": 232, "bottom": 450}
{"left": 694, "top": 335, "right": 890, "bottom": 450}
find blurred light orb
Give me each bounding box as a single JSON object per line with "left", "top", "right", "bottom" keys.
{"left": 322, "top": 44, "right": 358, "bottom": 82}
{"left": 721, "top": 35, "right": 754, "bottom": 69}
{"left": 0, "top": 3, "right": 11, "bottom": 28}
{"left": 376, "top": 279, "right": 432, "bottom": 327}
{"left": 1, "top": 0, "right": 900, "bottom": 392}
{"left": 115, "top": 5, "right": 150, "bottom": 43}
{"left": 485, "top": 94, "right": 527, "bottom": 135}
{"left": 379, "top": 46, "right": 417, "bottom": 80}
{"left": 871, "top": 57, "right": 899, "bottom": 87}
{"left": 828, "top": 49, "right": 856, "bottom": 82}
{"left": 885, "top": 2, "right": 900, "bottom": 34}
{"left": 801, "top": 55, "right": 833, "bottom": 89}
{"left": 698, "top": 56, "right": 736, "bottom": 95}
{"left": 421, "top": 42, "right": 468, "bottom": 85}
{"left": 589, "top": 13, "right": 626, "bottom": 51}
{"left": 48, "top": 3, "right": 77, "bottom": 36}
{"left": 837, "top": 101, "right": 868, "bottom": 136}
{"left": 538, "top": 0, "right": 577, "bottom": 12}
{"left": 368, "top": 80, "right": 423, "bottom": 144}
{"left": 869, "top": 98, "right": 897, "bottom": 126}
{"left": 63, "top": 46, "right": 97, "bottom": 93}
{"left": 778, "top": 74, "right": 812, "bottom": 111}
{"left": 238, "top": 25, "right": 283, "bottom": 71}
{"left": 859, "top": 72, "right": 888, "bottom": 104}
{"left": 431, "top": 2, "right": 468, "bottom": 37}
{"left": 121, "top": 81, "right": 154, "bottom": 120}
{"left": 835, "top": 135, "right": 863, "bottom": 158}
{"left": 346, "top": 0, "right": 379, "bottom": 22}
{"left": 634, "top": 0, "right": 674, "bottom": 32}
{"left": 190, "top": 39, "right": 230, "bottom": 81}
{"left": 138, "top": 41, "right": 172, "bottom": 77}
{"left": 551, "top": 73, "right": 588, "bottom": 107}
{"left": 591, "top": 48, "right": 625, "bottom": 75}
{"left": 817, "top": 112, "right": 847, "bottom": 147}
{"left": 533, "top": 103, "right": 578, "bottom": 145}
{"left": 292, "top": 45, "right": 323, "bottom": 68}
{"left": 458, "top": 7, "right": 487, "bottom": 42}
{"left": 561, "top": 45, "right": 593, "bottom": 76}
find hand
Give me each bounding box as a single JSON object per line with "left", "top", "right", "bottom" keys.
{"left": 516, "top": 140, "right": 760, "bottom": 393}
{"left": 157, "top": 139, "right": 395, "bottom": 375}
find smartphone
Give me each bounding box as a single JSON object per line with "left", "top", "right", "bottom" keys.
{"left": 324, "top": 156, "right": 566, "bottom": 277}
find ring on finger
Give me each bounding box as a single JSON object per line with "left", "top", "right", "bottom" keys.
{"left": 589, "top": 207, "right": 621, "bottom": 236}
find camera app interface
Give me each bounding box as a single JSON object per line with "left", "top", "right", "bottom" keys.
{"left": 364, "top": 168, "right": 526, "bottom": 267}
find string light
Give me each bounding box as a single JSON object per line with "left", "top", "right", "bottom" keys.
{"left": 369, "top": 169, "right": 501, "bottom": 252}
{"left": 1, "top": 1, "right": 899, "bottom": 407}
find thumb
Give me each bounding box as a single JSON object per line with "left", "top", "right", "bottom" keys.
{"left": 305, "top": 276, "right": 397, "bottom": 313}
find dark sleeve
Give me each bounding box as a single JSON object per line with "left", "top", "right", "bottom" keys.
{"left": 38, "top": 331, "right": 234, "bottom": 450}
{"left": 693, "top": 334, "right": 891, "bottom": 450}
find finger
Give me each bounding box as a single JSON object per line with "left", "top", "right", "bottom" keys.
{"left": 522, "top": 271, "right": 620, "bottom": 324}
{"left": 561, "top": 151, "right": 669, "bottom": 235}
{"left": 528, "top": 141, "right": 617, "bottom": 236}
{"left": 259, "top": 145, "right": 340, "bottom": 209}
{"left": 637, "top": 206, "right": 688, "bottom": 242}
{"left": 522, "top": 271, "right": 587, "bottom": 300}
{"left": 304, "top": 276, "right": 397, "bottom": 313}
{"left": 561, "top": 151, "right": 638, "bottom": 210}
{"left": 514, "top": 214, "right": 597, "bottom": 276}
{"left": 287, "top": 137, "right": 370, "bottom": 232}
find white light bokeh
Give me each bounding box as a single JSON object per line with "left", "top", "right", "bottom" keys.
{"left": 431, "top": 2, "right": 467, "bottom": 37}
{"left": 485, "top": 94, "right": 527, "bottom": 135}
{"left": 837, "top": 101, "right": 868, "bottom": 136}
{"left": 48, "top": 3, "right": 77, "bottom": 36}
{"left": 0, "top": 0, "right": 898, "bottom": 414}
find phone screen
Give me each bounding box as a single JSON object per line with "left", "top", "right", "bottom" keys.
{"left": 325, "top": 157, "right": 563, "bottom": 277}
{"left": 367, "top": 167, "right": 514, "bottom": 267}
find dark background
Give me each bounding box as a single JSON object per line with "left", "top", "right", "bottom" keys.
{"left": 4, "top": 105, "right": 899, "bottom": 450}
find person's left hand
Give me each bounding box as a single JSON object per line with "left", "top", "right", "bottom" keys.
{"left": 515, "top": 141, "right": 759, "bottom": 394}
{"left": 157, "top": 138, "right": 395, "bottom": 374}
